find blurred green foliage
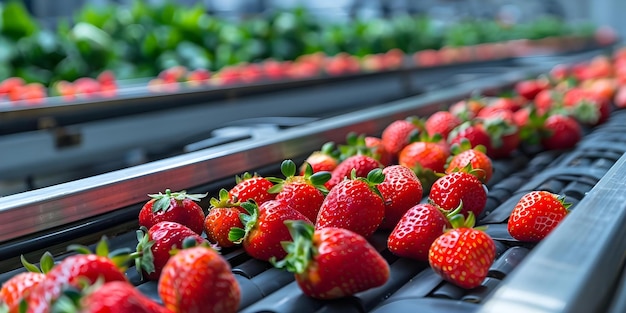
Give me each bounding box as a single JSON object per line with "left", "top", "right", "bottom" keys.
{"left": 0, "top": 0, "right": 597, "bottom": 85}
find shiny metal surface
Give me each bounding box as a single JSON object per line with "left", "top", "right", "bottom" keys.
{"left": 0, "top": 67, "right": 535, "bottom": 244}
{"left": 479, "top": 153, "right": 626, "bottom": 313}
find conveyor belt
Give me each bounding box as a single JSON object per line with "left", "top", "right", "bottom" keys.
{"left": 1, "top": 48, "right": 625, "bottom": 312}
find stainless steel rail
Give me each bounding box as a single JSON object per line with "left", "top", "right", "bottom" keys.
{"left": 479, "top": 153, "right": 626, "bottom": 313}
{"left": 0, "top": 67, "right": 536, "bottom": 244}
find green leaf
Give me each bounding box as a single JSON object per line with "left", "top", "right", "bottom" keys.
{"left": 280, "top": 159, "right": 297, "bottom": 178}
{"left": 1, "top": 1, "right": 39, "bottom": 41}
{"left": 20, "top": 255, "right": 41, "bottom": 273}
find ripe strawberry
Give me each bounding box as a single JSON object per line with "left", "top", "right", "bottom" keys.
{"left": 300, "top": 142, "right": 339, "bottom": 174}
{"left": 507, "top": 191, "right": 570, "bottom": 242}
{"left": 136, "top": 221, "right": 207, "bottom": 281}
{"left": 449, "top": 98, "right": 486, "bottom": 121}
{"left": 398, "top": 137, "right": 449, "bottom": 191}
{"left": 268, "top": 160, "right": 330, "bottom": 222}
{"left": 515, "top": 79, "right": 546, "bottom": 100}
{"left": 429, "top": 171, "right": 487, "bottom": 218}
{"left": 54, "top": 281, "right": 170, "bottom": 313}
{"left": 228, "top": 172, "right": 275, "bottom": 205}
{"left": 138, "top": 189, "right": 206, "bottom": 235}
{"left": 377, "top": 165, "right": 424, "bottom": 230}
{"left": 381, "top": 118, "right": 422, "bottom": 156}
{"left": 446, "top": 140, "right": 492, "bottom": 184}
{"left": 272, "top": 220, "right": 389, "bottom": 299}
{"left": 229, "top": 200, "right": 312, "bottom": 261}
{"left": 429, "top": 213, "right": 496, "bottom": 289}
{"left": 540, "top": 114, "right": 582, "bottom": 150}
{"left": 159, "top": 244, "right": 240, "bottom": 313}
{"left": 448, "top": 121, "right": 492, "bottom": 153}
{"left": 424, "top": 111, "right": 462, "bottom": 140}
{"left": 338, "top": 133, "right": 392, "bottom": 166}
{"left": 25, "top": 238, "right": 129, "bottom": 313}
{"left": 387, "top": 203, "right": 456, "bottom": 261}
{"left": 481, "top": 109, "right": 521, "bottom": 159}
{"left": 364, "top": 136, "right": 394, "bottom": 166}
{"left": 204, "top": 189, "right": 246, "bottom": 248}
{"left": 326, "top": 154, "right": 382, "bottom": 190}
{"left": 316, "top": 169, "right": 386, "bottom": 238}
{"left": 0, "top": 254, "right": 52, "bottom": 313}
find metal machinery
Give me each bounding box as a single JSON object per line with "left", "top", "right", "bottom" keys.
{"left": 1, "top": 2, "right": 626, "bottom": 313}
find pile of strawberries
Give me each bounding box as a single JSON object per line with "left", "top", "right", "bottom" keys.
{"left": 3, "top": 47, "right": 626, "bottom": 312}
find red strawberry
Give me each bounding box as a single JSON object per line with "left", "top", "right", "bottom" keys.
{"left": 268, "top": 160, "right": 330, "bottom": 222}
{"left": 398, "top": 138, "right": 449, "bottom": 191}
{"left": 515, "top": 79, "right": 546, "bottom": 100}
{"left": 381, "top": 118, "right": 422, "bottom": 156}
{"left": 540, "top": 114, "right": 582, "bottom": 150}
{"left": 57, "top": 281, "right": 170, "bottom": 313}
{"left": 228, "top": 172, "right": 275, "bottom": 205}
{"left": 481, "top": 109, "right": 521, "bottom": 159}
{"left": 534, "top": 89, "right": 561, "bottom": 115}
{"left": 338, "top": 133, "right": 393, "bottom": 166}
{"left": 364, "top": 136, "right": 394, "bottom": 166}
{"left": 448, "top": 121, "right": 492, "bottom": 153}
{"left": 429, "top": 213, "right": 496, "bottom": 289}
{"left": 429, "top": 171, "right": 487, "bottom": 218}
{"left": 377, "top": 165, "right": 424, "bottom": 230}
{"left": 204, "top": 189, "right": 246, "bottom": 248}
{"left": 229, "top": 200, "right": 312, "bottom": 261}
{"left": 158, "top": 244, "right": 240, "bottom": 313}
{"left": 326, "top": 154, "right": 382, "bottom": 190}
{"left": 387, "top": 203, "right": 456, "bottom": 261}
{"left": 316, "top": 169, "right": 386, "bottom": 238}
{"left": 507, "top": 191, "right": 570, "bottom": 242}
{"left": 25, "top": 239, "right": 129, "bottom": 313}
{"left": 138, "top": 189, "right": 206, "bottom": 235}
{"left": 136, "top": 221, "right": 207, "bottom": 281}
{"left": 300, "top": 142, "right": 339, "bottom": 174}
{"left": 449, "top": 98, "right": 486, "bottom": 121}
{"left": 0, "top": 254, "right": 52, "bottom": 313}
{"left": 425, "top": 111, "right": 462, "bottom": 140}
{"left": 446, "top": 140, "right": 493, "bottom": 184}
{"left": 272, "top": 220, "right": 389, "bottom": 299}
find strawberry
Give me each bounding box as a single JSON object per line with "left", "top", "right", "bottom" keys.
{"left": 424, "top": 111, "right": 462, "bottom": 140}
{"left": 138, "top": 189, "right": 206, "bottom": 235}
{"left": 0, "top": 254, "right": 52, "bottom": 313}
{"left": 52, "top": 281, "right": 170, "bottom": 313}
{"left": 229, "top": 200, "right": 312, "bottom": 261}
{"left": 446, "top": 140, "right": 492, "bottom": 184}
{"left": 429, "top": 213, "right": 496, "bottom": 289}
{"left": 481, "top": 109, "right": 521, "bottom": 159}
{"left": 364, "top": 136, "right": 394, "bottom": 166}
{"left": 338, "top": 133, "right": 393, "bottom": 166}
{"left": 228, "top": 172, "right": 275, "bottom": 205}
{"left": 25, "top": 238, "right": 130, "bottom": 313}
{"left": 448, "top": 121, "right": 492, "bottom": 153}
{"left": 158, "top": 243, "right": 240, "bottom": 313}
{"left": 272, "top": 220, "right": 389, "bottom": 299}
{"left": 268, "top": 160, "right": 330, "bottom": 222}
{"left": 316, "top": 169, "right": 386, "bottom": 238}
{"left": 326, "top": 154, "right": 382, "bottom": 190}
{"left": 204, "top": 189, "right": 246, "bottom": 248}
{"left": 381, "top": 117, "right": 422, "bottom": 156}
{"left": 507, "top": 191, "right": 570, "bottom": 242}
{"left": 429, "top": 171, "right": 487, "bottom": 218}
{"left": 449, "top": 98, "right": 486, "bottom": 121}
{"left": 300, "top": 142, "right": 339, "bottom": 174}
{"left": 540, "top": 114, "right": 582, "bottom": 150}
{"left": 377, "top": 165, "right": 424, "bottom": 230}
{"left": 135, "top": 221, "right": 207, "bottom": 281}
{"left": 387, "top": 203, "right": 458, "bottom": 261}
{"left": 515, "top": 79, "right": 546, "bottom": 100}
{"left": 398, "top": 137, "right": 449, "bottom": 191}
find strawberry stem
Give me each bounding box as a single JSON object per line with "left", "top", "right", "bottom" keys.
{"left": 228, "top": 200, "right": 259, "bottom": 244}
{"left": 271, "top": 220, "right": 315, "bottom": 274}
